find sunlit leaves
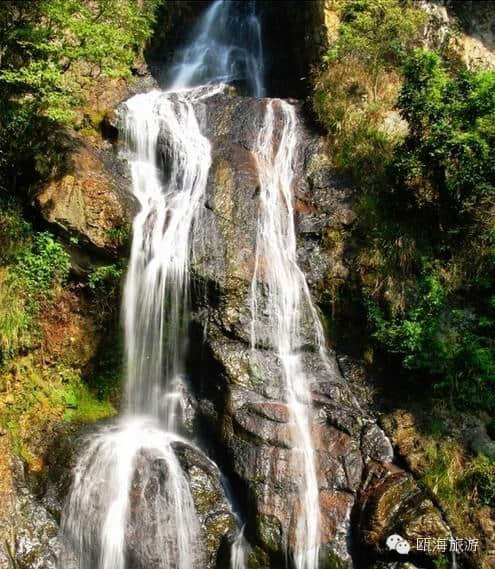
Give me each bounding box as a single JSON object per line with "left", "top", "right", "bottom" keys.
{"left": 0, "top": 0, "right": 159, "bottom": 122}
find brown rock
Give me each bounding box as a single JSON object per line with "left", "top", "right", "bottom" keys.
{"left": 35, "top": 138, "right": 132, "bottom": 253}
{"left": 40, "top": 287, "right": 99, "bottom": 366}
{"left": 358, "top": 462, "right": 449, "bottom": 559}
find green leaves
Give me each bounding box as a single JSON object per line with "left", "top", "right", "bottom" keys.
{"left": 0, "top": 0, "right": 159, "bottom": 123}
{"left": 0, "top": 0, "right": 160, "bottom": 195}
{"left": 320, "top": 27, "right": 495, "bottom": 413}
{"left": 312, "top": 0, "right": 426, "bottom": 194}
{"left": 12, "top": 232, "right": 70, "bottom": 291}
{"left": 398, "top": 51, "right": 449, "bottom": 130}
{"left": 396, "top": 52, "right": 495, "bottom": 220}
{"left": 329, "top": 0, "right": 426, "bottom": 80}
{"left": 0, "top": 198, "right": 70, "bottom": 365}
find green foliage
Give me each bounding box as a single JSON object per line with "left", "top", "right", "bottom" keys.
{"left": 421, "top": 440, "right": 463, "bottom": 506}
{"left": 105, "top": 224, "right": 131, "bottom": 248}
{"left": 326, "top": 0, "right": 425, "bottom": 100}
{"left": 12, "top": 232, "right": 70, "bottom": 292}
{"left": 416, "top": 434, "right": 492, "bottom": 538}
{"left": 88, "top": 262, "right": 124, "bottom": 296}
{"left": 433, "top": 557, "right": 449, "bottom": 569}
{"left": 0, "top": 0, "right": 160, "bottom": 193}
{"left": 0, "top": 199, "right": 70, "bottom": 364}
{"left": 392, "top": 50, "right": 495, "bottom": 227}
{"left": 0, "top": 0, "right": 159, "bottom": 122}
{"left": 0, "top": 197, "right": 32, "bottom": 260}
{"left": 463, "top": 454, "right": 495, "bottom": 507}
{"left": 362, "top": 53, "right": 495, "bottom": 412}
{"left": 26, "top": 363, "right": 116, "bottom": 424}
{"left": 0, "top": 357, "right": 116, "bottom": 466}
{"left": 88, "top": 263, "right": 124, "bottom": 291}
{"left": 313, "top": 1, "right": 495, "bottom": 415}
{"left": 0, "top": 277, "right": 32, "bottom": 363}
{"left": 58, "top": 375, "right": 117, "bottom": 423}
{"left": 367, "top": 271, "right": 450, "bottom": 372}
{"left": 312, "top": 0, "right": 425, "bottom": 187}
{"left": 322, "top": 551, "right": 349, "bottom": 569}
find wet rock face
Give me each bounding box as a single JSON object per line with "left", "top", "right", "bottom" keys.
{"left": 183, "top": 92, "right": 362, "bottom": 564}
{"left": 168, "top": 91, "right": 453, "bottom": 568}
{"left": 0, "top": 438, "right": 61, "bottom": 569}
{"left": 125, "top": 442, "right": 236, "bottom": 569}
{"left": 358, "top": 462, "right": 449, "bottom": 561}
{"left": 173, "top": 443, "right": 237, "bottom": 569}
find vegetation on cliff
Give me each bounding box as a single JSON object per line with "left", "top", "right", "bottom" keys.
{"left": 0, "top": 0, "right": 160, "bottom": 468}
{"left": 313, "top": 0, "right": 495, "bottom": 559}
{"left": 0, "top": 197, "right": 119, "bottom": 468}
{"left": 0, "top": 0, "right": 493, "bottom": 565}
{"left": 368, "top": 52, "right": 495, "bottom": 412}
{"left": 313, "top": 0, "right": 495, "bottom": 415}
{"left": 0, "top": 0, "right": 159, "bottom": 193}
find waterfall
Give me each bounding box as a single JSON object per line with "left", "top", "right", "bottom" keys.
{"left": 250, "top": 100, "right": 325, "bottom": 569}
{"left": 170, "top": 0, "right": 264, "bottom": 97}
{"left": 60, "top": 87, "right": 214, "bottom": 569}
{"left": 59, "top": 1, "right": 266, "bottom": 567}
{"left": 60, "top": 2, "right": 325, "bottom": 568}
{"left": 230, "top": 526, "right": 248, "bottom": 569}
{"left": 121, "top": 90, "right": 211, "bottom": 423}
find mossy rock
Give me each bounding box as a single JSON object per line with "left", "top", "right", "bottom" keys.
{"left": 320, "top": 550, "right": 349, "bottom": 569}
{"left": 255, "top": 513, "right": 283, "bottom": 554}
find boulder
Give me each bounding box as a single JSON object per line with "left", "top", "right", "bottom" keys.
{"left": 0, "top": 436, "right": 63, "bottom": 569}
{"left": 358, "top": 462, "right": 450, "bottom": 561}
{"left": 35, "top": 137, "right": 133, "bottom": 255}
{"left": 173, "top": 442, "right": 238, "bottom": 568}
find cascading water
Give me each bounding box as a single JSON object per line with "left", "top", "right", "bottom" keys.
{"left": 60, "top": 87, "right": 214, "bottom": 569}
{"left": 122, "top": 90, "right": 211, "bottom": 423}
{"left": 60, "top": 1, "right": 264, "bottom": 567}
{"left": 250, "top": 100, "right": 326, "bottom": 569}
{"left": 60, "top": 1, "right": 326, "bottom": 568}
{"left": 170, "top": 0, "right": 264, "bottom": 97}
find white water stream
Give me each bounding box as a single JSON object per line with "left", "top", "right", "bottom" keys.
{"left": 60, "top": 2, "right": 326, "bottom": 569}
{"left": 170, "top": 0, "right": 264, "bottom": 97}
{"left": 250, "top": 100, "right": 326, "bottom": 569}
{"left": 60, "top": 87, "right": 213, "bottom": 569}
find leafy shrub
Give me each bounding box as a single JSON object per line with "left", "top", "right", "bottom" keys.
{"left": 88, "top": 263, "right": 125, "bottom": 297}
{"left": 0, "top": 198, "right": 32, "bottom": 260}
{"left": 0, "top": 0, "right": 159, "bottom": 123}
{"left": 0, "top": 202, "right": 70, "bottom": 364}
{"left": 313, "top": 2, "right": 495, "bottom": 415}
{"left": 326, "top": 0, "right": 425, "bottom": 100}
{"left": 12, "top": 232, "right": 70, "bottom": 292}
{"left": 312, "top": 0, "right": 425, "bottom": 186}
{"left": 362, "top": 52, "right": 495, "bottom": 412}
{"left": 463, "top": 454, "right": 495, "bottom": 507}
{"left": 0, "top": 0, "right": 160, "bottom": 193}
{"left": 106, "top": 224, "right": 131, "bottom": 248}
{"left": 392, "top": 50, "right": 495, "bottom": 229}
